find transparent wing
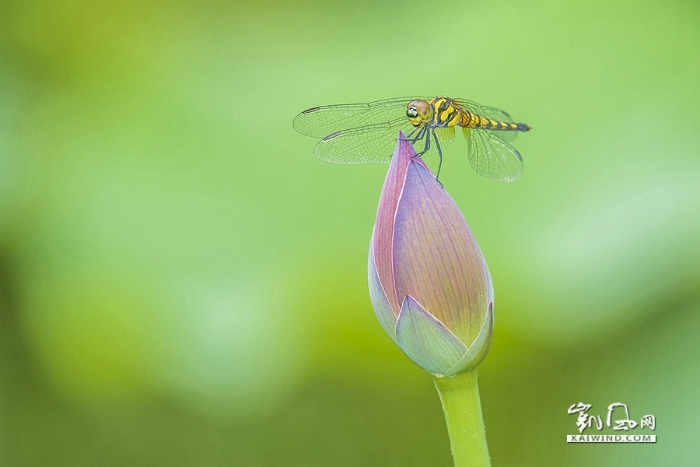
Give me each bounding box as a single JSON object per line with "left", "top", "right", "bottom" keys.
{"left": 453, "top": 98, "right": 515, "bottom": 121}
{"left": 463, "top": 127, "right": 523, "bottom": 182}
{"left": 293, "top": 96, "right": 430, "bottom": 138}
{"left": 481, "top": 106, "right": 514, "bottom": 122}
{"left": 453, "top": 98, "right": 519, "bottom": 142}
{"left": 315, "top": 118, "right": 416, "bottom": 164}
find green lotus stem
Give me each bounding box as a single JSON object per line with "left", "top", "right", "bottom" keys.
{"left": 434, "top": 370, "right": 491, "bottom": 467}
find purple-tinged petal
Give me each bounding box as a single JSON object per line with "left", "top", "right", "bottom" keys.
{"left": 395, "top": 295, "right": 467, "bottom": 376}
{"left": 368, "top": 241, "right": 398, "bottom": 343}
{"left": 391, "top": 148, "right": 491, "bottom": 346}
{"left": 368, "top": 133, "right": 494, "bottom": 374}
{"left": 372, "top": 132, "right": 429, "bottom": 313}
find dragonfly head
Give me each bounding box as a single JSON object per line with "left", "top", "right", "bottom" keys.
{"left": 406, "top": 100, "right": 433, "bottom": 127}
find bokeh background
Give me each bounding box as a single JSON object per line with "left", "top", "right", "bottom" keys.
{"left": 1, "top": 0, "right": 699, "bottom": 465}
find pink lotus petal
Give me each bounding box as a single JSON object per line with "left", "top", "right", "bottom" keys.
{"left": 368, "top": 133, "right": 493, "bottom": 374}
{"left": 368, "top": 241, "right": 398, "bottom": 343}
{"left": 371, "top": 132, "right": 413, "bottom": 313}
{"left": 391, "top": 143, "right": 491, "bottom": 346}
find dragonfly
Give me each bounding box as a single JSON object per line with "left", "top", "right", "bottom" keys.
{"left": 293, "top": 96, "right": 531, "bottom": 182}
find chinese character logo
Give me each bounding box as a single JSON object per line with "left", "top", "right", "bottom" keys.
{"left": 567, "top": 403, "right": 602, "bottom": 433}
{"left": 567, "top": 402, "right": 655, "bottom": 434}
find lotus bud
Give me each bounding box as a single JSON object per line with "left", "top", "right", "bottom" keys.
{"left": 368, "top": 133, "right": 494, "bottom": 376}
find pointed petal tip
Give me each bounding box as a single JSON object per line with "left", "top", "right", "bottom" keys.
{"left": 395, "top": 295, "right": 467, "bottom": 375}
{"left": 442, "top": 305, "right": 494, "bottom": 377}
{"left": 393, "top": 131, "right": 419, "bottom": 159}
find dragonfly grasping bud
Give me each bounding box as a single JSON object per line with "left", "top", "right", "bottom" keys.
{"left": 294, "top": 95, "right": 529, "bottom": 182}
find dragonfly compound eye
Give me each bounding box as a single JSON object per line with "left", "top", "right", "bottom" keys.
{"left": 406, "top": 100, "right": 432, "bottom": 126}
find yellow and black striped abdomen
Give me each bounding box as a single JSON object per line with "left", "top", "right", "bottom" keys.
{"left": 460, "top": 111, "right": 530, "bottom": 132}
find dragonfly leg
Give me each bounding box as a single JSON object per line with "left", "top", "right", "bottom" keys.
{"left": 406, "top": 127, "right": 429, "bottom": 159}
{"left": 417, "top": 130, "right": 443, "bottom": 186}
{"left": 412, "top": 127, "right": 430, "bottom": 159}
{"left": 432, "top": 130, "right": 444, "bottom": 182}
{"left": 408, "top": 126, "right": 425, "bottom": 146}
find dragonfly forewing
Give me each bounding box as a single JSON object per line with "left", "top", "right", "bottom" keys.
{"left": 293, "top": 97, "right": 429, "bottom": 138}
{"left": 315, "top": 118, "right": 415, "bottom": 164}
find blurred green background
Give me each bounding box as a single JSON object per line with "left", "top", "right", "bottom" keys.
{"left": 1, "top": 0, "right": 699, "bottom": 465}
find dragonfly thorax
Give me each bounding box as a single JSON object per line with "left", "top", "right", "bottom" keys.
{"left": 406, "top": 100, "right": 433, "bottom": 127}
